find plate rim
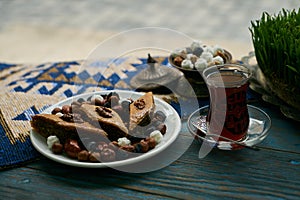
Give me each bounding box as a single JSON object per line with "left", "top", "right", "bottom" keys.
{"left": 30, "top": 89, "right": 181, "bottom": 168}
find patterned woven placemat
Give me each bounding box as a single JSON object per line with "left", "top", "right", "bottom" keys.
{"left": 0, "top": 57, "right": 185, "bottom": 169}
{"left": 0, "top": 92, "right": 64, "bottom": 169}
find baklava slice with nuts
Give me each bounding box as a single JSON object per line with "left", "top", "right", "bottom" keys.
{"left": 30, "top": 113, "right": 108, "bottom": 144}
{"left": 76, "top": 103, "right": 129, "bottom": 142}
{"left": 129, "top": 91, "right": 155, "bottom": 131}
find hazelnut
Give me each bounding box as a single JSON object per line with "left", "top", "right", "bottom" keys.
{"left": 51, "top": 107, "right": 62, "bottom": 115}
{"left": 51, "top": 143, "right": 63, "bottom": 154}
{"left": 216, "top": 50, "right": 226, "bottom": 61}
{"left": 145, "top": 137, "right": 156, "bottom": 149}
{"left": 62, "top": 105, "right": 71, "bottom": 114}
{"left": 173, "top": 56, "right": 183, "bottom": 66}
{"left": 120, "top": 145, "right": 135, "bottom": 152}
{"left": 100, "top": 148, "right": 116, "bottom": 162}
{"left": 134, "top": 143, "right": 143, "bottom": 153}
{"left": 86, "top": 141, "right": 98, "bottom": 152}
{"left": 78, "top": 150, "right": 90, "bottom": 161}
{"left": 139, "top": 140, "right": 149, "bottom": 153}
{"left": 157, "top": 123, "right": 167, "bottom": 135}
{"left": 108, "top": 141, "right": 119, "bottom": 151}
{"left": 108, "top": 96, "right": 120, "bottom": 107}
{"left": 64, "top": 139, "right": 81, "bottom": 158}
{"left": 91, "top": 98, "right": 105, "bottom": 106}
{"left": 98, "top": 143, "right": 109, "bottom": 152}
{"left": 89, "top": 152, "right": 101, "bottom": 162}
{"left": 60, "top": 113, "right": 73, "bottom": 122}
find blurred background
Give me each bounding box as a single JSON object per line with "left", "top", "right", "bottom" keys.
{"left": 0, "top": 0, "right": 299, "bottom": 63}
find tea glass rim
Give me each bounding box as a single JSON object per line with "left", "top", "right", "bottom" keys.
{"left": 202, "top": 64, "right": 252, "bottom": 88}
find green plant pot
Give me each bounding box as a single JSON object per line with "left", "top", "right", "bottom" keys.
{"left": 265, "top": 73, "right": 300, "bottom": 110}
{"left": 242, "top": 52, "right": 300, "bottom": 121}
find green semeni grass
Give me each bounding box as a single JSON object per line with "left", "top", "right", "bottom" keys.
{"left": 250, "top": 8, "right": 300, "bottom": 87}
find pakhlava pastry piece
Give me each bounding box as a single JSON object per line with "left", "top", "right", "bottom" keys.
{"left": 30, "top": 113, "right": 108, "bottom": 144}
{"left": 76, "top": 103, "right": 128, "bottom": 141}
{"left": 129, "top": 91, "right": 155, "bottom": 131}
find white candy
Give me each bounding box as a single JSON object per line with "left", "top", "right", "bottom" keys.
{"left": 186, "top": 53, "right": 198, "bottom": 64}
{"left": 150, "top": 130, "right": 163, "bottom": 144}
{"left": 47, "top": 135, "right": 60, "bottom": 149}
{"left": 55, "top": 112, "right": 64, "bottom": 117}
{"left": 203, "top": 46, "right": 214, "bottom": 55}
{"left": 195, "top": 58, "right": 208, "bottom": 71}
{"left": 181, "top": 59, "right": 194, "bottom": 69}
{"left": 90, "top": 94, "right": 104, "bottom": 102}
{"left": 190, "top": 40, "right": 202, "bottom": 50}
{"left": 200, "top": 52, "right": 213, "bottom": 62}
{"left": 212, "top": 55, "right": 224, "bottom": 64}
{"left": 217, "top": 141, "right": 232, "bottom": 150}
{"left": 213, "top": 45, "right": 224, "bottom": 56}
{"left": 117, "top": 137, "right": 131, "bottom": 147}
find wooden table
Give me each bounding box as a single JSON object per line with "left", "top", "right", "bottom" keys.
{"left": 1, "top": 99, "right": 299, "bottom": 200}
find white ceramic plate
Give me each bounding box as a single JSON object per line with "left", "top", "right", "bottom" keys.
{"left": 30, "top": 90, "right": 181, "bottom": 168}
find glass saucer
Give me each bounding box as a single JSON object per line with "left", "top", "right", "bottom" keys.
{"left": 187, "top": 105, "right": 271, "bottom": 150}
